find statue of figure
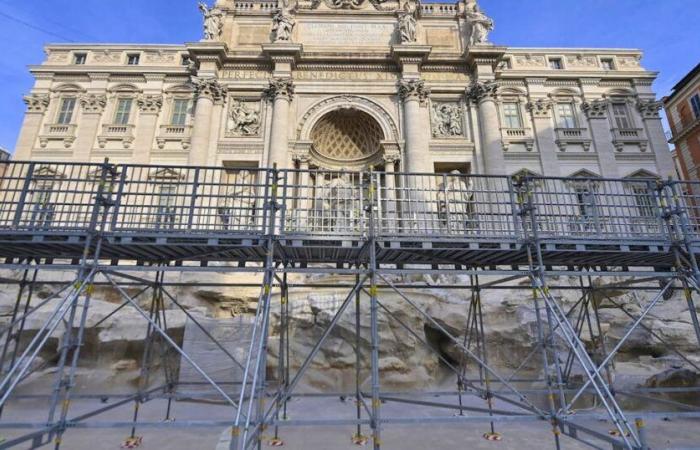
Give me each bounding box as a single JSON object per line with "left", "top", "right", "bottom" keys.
{"left": 219, "top": 170, "right": 257, "bottom": 230}
{"left": 431, "top": 104, "right": 463, "bottom": 137}
{"left": 438, "top": 170, "right": 475, "bottom": 233}
{"left": 228, "top": 101, "right": 260, "bottom": 136}
{"left": 466, "top": 4, "right": 494, "bottom": 46}
{"left": 397, "top": 1, "right": 418, "bottom": 43}
{"left": 328, "top": 173, "right": 357, "bottom": 232}
{"left": 272, "top": 7, "right": 296, "bottom": 42}
{"left": 198, "top": 2, "right": 224, "bottom": 41}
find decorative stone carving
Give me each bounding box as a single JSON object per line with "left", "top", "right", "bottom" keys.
{"left": 637, "top": 99, "right": 663, "bottom": 119}
{"left": 314, "top": 0, "right": 390, "bottom": 10}
{"left": 272, "top": 7, "right": 296, "bottom": 42}
{"left": 618, "top": 56, "right": 641, "bottom": 68}
{"left": 193, "top": 77, "right": 227, "bottom": 102}
{"left": 198, "top": 2, "right": 224, "bottom": 41}
{"left": 513, "top": 54, "right": 546, "bottom": 68}
{"left": 398, "top": 79, "right": 430, "bottom": 104}
{"left": 466, "top": 81, "right": 498, "bottom": 102}
{"left": 79, "top": 94, "right": 107, "bottom": 114}
{"left": 144, "top": 50, "right": 177, "bottom": 64}
{"left": 397, "top": 1, "right": 418, "bottom": 44}
{"left": 526, "top": 98, "right": 553, "bottom": 118}
{"left": 566, "top": 54, "right": 598, "bottom": 68}
{"left": 93, "top": 50, "right": 121, "bottom": 63}
{"left": 264, "top": 78, "right": 295, "bottom": 101}
{"left": 581, "top": 99, "right": 609, "bottom": 119}
{"left": 466, "top": 4, "right": 494, "bottom": 46}
{"left": 431, "top": 103, "right": 463, "bottom": 137}
{"left": 23, "top": 94, "right": 50, "bottom": 113}
{"left": 227, "top": 100, "right": 261, "bottom": 136}
{"left": 137, "top": 94, "right": 164, "bottom": 114}
{"left": 46, "top": 51, "right": 69, "bottom": 63}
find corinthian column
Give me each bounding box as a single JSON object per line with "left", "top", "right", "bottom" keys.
{"left": 190, "top": 77, "right": 226, "bottom": 166}
{"left": 398, "top": 79, "right": 431, "bottom": 174}
{"left": 265, "top": 78, "right": 294, "bottom": 169}
{"left": 133, "top": 95, "right": 163, "bottom": 164}
{"left": 74, "top": 94, "right": 107, "bottom": 162}
{"left": 467, "top": 81, "right": 506, "bottom": 175}
{"left": 14, "top": 94, "right": 51, "bottom": 160}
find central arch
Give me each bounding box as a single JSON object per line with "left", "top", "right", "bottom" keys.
{"left": 297, "top": 95, "right": 401, "bottom": 170}
{"left": 309, "top": 108, "right": 384, "bottom": 169}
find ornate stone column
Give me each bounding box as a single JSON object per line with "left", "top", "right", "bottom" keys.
{"left": 526, "top": 98, "right": 560, "bottom": 176}
{"left": 265, "top": 78, "right": 294, "bottom": 169}
{"left": 581, "top": 99, "right": 618, "bottom": 178}
{"left": 467, "top": 81, "right": 506, "bottom": 175}
{"left": 398, "top": 79, "right": 431, "bottom": 174}
{"left": 637, "top": 99, "right": 675, "bottom": 178}
{"left": 382, "top": 151, "right": 400, "bottom": 232}
{"left": 189, "top": 77, "right": 226, "bottom": 166}
{"left": 73, "top": 94, "right": 107, "bottom": 162}
{"left": 133, "top": 94, "right": 163, "bottom": 164}
{"left": 13, "top": 94, "right": 50, "bottom": 160}
{"left": 292, "top": 152, "right": 311, "bottom": 230}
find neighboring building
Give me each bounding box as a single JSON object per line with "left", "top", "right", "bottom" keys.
{"left": 12, "top": 0, "right": 674, "bottom": 181}
{"left": 664, "top": 63, "right": 700, "bottom": 183}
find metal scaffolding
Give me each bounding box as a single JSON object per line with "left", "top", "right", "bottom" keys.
{"left": 0, "top": 159, "right": 700, "bottom": 449}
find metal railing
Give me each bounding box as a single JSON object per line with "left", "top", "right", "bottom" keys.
{"left": 1, "top": 160, "right": 699, "bottom": 245}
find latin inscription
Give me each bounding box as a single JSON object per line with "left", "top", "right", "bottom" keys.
{"left": 299, "top": 22, "right": 396, "bottom": 46}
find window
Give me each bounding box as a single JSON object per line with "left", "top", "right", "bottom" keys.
{"left": 114, "top": 98, "right": 133, "bottom": 125}
{"left": 73, "top": 53, "right": 87, "bottom": 65}
{"left": 556, "top": 103, "right": 577, "bottom": 129}
{"left": 611, "top": 103, "right": 633, "bottom": 129}
{"left": 601, "top": 58, "right": 615, "bottom": 71}
{"left": 156, "top": 184, "right": 177, "bottom": 229}
{"left": 631, "top": 185, "right": 655, "bottom": 218}
{"left": 181, "top": 55, "right": 191, "bottom": 66}
{"left": 171, "top": 99, "right": 189, "bottom": 126}
{"left": 499, "top": 58, "right": 512, "bottom": 70}
{"left": 691, "top": 94, "right": 700, "bottom": 120}
{"left": 574, "top": 187, "right": 596, "bottom": 218}
{"left": 549, "top": 58, "right": 563, "bottom": 70}
{"left": 127, "top": 54, "right": 140, "bottom": 65}
{"left": 502, "top": 103, "right": 522, "bottom": 128}
{"left": 56, "top": 98, "right": 76, "bottom": 124}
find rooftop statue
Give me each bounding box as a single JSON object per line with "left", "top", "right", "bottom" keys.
{"left": 466, "top": 3, "right": 494, "bottom": 46}
{"left": 198, "top": 2, "right": 224, "bottom": 41}
{"left": 272, "top": 5, "right": 296, "bottom": 42}
{"left": 397, "top": 1, "right": 418, "bottom": 44}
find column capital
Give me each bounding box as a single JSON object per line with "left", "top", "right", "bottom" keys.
{"left": 23, "top": 94, "right": 50, "bottom": 113}
{"left": 79, "top": 94, "right": 107, "bottom": 114}
{"left": 466, "top": 81, "right": 498, "bottom": 103}
{"left": 137, "top": 94, "right": 164, "bottom": 114}
{"left": 581, "top": 99, "right": 609, "bottom": 119}
{"left": 526, "top": 98, "right": 554, "bottom": 118}
{"left": 398, "top": 79, "right": 430, "bottom": 105}
{"left": 193, "top": 77, "right": 227, "bottom": 103}
{"left": 637, "top": 99, "right": 663, "bottom": 119}
{"left": 264, "top": 77, "right": 295, "bottom": 102}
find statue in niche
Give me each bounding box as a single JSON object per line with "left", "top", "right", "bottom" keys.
{"left": 272, "top": 6, "right": 296, "bottom": 42}
{"left": 327, "top": 173, "right": 358, "bottom": 232}
{"left": 397, "top": 1, "right": 418, "bottom": 43}
{"left": 431, "top": 103, "right": 463, "bottom": 137}
{"left": 219, "top": 170, "right": 256, "bottom": 230}
{"left": 198, "top": 2, "right": 224, "bottom": 41}
{"left": 438, "top": 170, "right": 476, "bottom": 233}
{"left": 228, "top": 101, "right": 260, "bottom": 136}
{"left": 466, "top": 4, "right": 494, "bottom": 46}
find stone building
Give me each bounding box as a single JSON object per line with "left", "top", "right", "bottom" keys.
{"left": 665, "top": 63, "right": 700, "bottom": 183}
{"left": 13, "top": 0, "right": 674, "bottom": 181}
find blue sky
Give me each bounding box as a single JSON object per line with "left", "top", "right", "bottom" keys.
{"left": 0, "top": 0, "right": 698, "bottom": 152}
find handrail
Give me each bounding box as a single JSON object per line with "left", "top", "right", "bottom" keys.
{"left": 0, "top": 160, "right": 699, "bottom": 245}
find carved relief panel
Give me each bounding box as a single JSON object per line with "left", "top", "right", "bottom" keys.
{"left": 226, "top": 99, "right": 263, "bottom": 138}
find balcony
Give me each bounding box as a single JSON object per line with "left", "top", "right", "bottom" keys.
{"left": 611, "top": 128, "right": 648, "bottom": 152}
{"left": 156, "top": 124, "right": 193, "bottom": 150}
{"left": 98, "top": 124, "right": 135, "bottom": 149}
{"left": 555, "top": 127, "right": 592, "bottom": 151}
{"left": 38, "top": 123, "right": 77, "bottom": 148}
{"left": 421, "top": 3, "right": 458, "bottom": 15}
{"left": 501, "top": 128, "right": 534, "bottom": 152}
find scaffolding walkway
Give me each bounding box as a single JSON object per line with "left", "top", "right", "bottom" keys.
{"left": 1, "top": 160, "right": 700, "bottom": 450}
